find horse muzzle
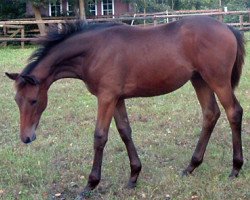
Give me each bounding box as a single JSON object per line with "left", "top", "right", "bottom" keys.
{"left": 21, "top": 133, "right": 37, "bottom": 144}
{"left": 20, "top": 122, "right": 39, "bottom": 144}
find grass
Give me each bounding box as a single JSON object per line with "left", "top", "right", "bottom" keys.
{"left": 0, "top": 44, "right": 250, "bottom": 200}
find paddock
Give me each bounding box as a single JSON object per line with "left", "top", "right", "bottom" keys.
{"left": 0, "top": 35, "right": 250, "bottom": 199}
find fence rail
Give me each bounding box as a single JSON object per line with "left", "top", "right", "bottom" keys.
{"left": 1, "top": 10, "right": 250, "bottom": 48}
{"left": 0, "top": 10, "right": 249, "bottom": 25}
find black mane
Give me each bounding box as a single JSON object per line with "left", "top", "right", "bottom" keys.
{"left": 22, "top": 21, "right": 123, "bottom": 75}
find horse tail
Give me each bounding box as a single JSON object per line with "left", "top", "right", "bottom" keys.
{"left": 227, "top": 25, "right": 246, "bottom": 90}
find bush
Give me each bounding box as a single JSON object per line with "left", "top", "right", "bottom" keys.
{"left": 0, "top": 0, "right": 26, "bottom": 20}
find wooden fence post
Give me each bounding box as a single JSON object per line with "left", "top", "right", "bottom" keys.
{"left": 218, "top": 8, "right": 224, "bottom": 22}
{"left": 249, "top": 8, "right": 250, "bottom": 23}
{"left": 239, "top": 15, "right": 243, "bottom": 29}
{"left": 154, "top": 16, "right": 157, "bottom": 26}
{"left": 3, "top": 25, "right": 7, "bottom": 47}
{"left": 21, "top": 26, "right": 25, "bottom": 49}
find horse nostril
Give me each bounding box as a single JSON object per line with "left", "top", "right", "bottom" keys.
{"left": 22, "top": 133, "right": 36, "bottom": 144}
{"left": 24, "top": 137, "right": 32, "bottom": 144}
{"left": 32, "top": 134, "right": 37, "bottom": 141}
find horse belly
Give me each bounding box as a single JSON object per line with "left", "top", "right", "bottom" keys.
{"left": 123, "top": 67, "right": 192, "bottom": 98}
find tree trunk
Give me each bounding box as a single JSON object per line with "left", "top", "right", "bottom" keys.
{"left": 143, "top": 0, "right": 146, "bottom": 26}
{"left": 31, "top": 4, "right": 46, "bottom": 36}
{"left": 249, "top": 8, "right": 250, "bottom": 23}
{"left": 79, "top": 0, "right": 86, "bottom": 20}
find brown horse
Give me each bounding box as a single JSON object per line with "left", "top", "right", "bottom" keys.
{"left": 6, "top": 16, "right": 245, "bottom": 198}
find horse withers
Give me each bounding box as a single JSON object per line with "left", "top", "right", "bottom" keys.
{"left": 6, "top": 16, "right": 245, "bottom": 198}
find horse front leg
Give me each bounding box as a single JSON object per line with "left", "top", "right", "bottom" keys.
{"left": 114, "top": 99, "right": 142, "bottom": 188}
{"left": 79, "top": 93, "right": 117, "bottom": 198}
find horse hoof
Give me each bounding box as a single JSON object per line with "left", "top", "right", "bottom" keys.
{"left": 126, "top": 181, "right": 137, "bottom": 189}
{"left": 181, "top": 170, "right": 190, "bottom": 177}
{"left": 229, "top": 174, "right": 237, "bottom": 180}
{"left": 75, "top": 190, "right": 93, "bottom": 200}
{"left": 229, "top": 170, "right": 239, "bottom": 179}
{"left": 74, "top": 194, "right": 85, "bottom": 200}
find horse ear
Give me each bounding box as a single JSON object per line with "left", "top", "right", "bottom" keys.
{"left": 5, "top": 72, "right": 19, "bottom": 80}
{"left": 21, "top": 75, "right": 40, "bottom": 85}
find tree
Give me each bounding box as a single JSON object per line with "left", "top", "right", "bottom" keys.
{"left": 21, "top": 0, "right": 87, "bottom": 35}
{"left": 16, "top": 0, "right": 55, "bottom": 36}
{"left": 30, "top": 0, "right": 49, "bottom": 36}
{"left": 222, "top": 0, "right": 248, "bottom": 10}
{"left": 79, "top": 0, "right": 86, "bottom": 20}
{"left": 0, "top": 0, "right": 26, "bottom": 20}
{"left": 123, "top": 0, "right": 171, "bottom": 13}
{"left": 122, "top": 0, "right": 200, "bottom": 13}
{"left": 124, "top": 0, "right": 248, "bottom": 13}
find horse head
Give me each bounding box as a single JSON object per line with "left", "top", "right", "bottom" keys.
{"left": 6, "top": 72, "right": 48, "bottom": 143}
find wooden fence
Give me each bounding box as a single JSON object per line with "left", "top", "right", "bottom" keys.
{"left": 0, "top": 25, "right": 25, "bottom": 48}
{"left": 0, "top": 9, "right": 250, "bottom": 48}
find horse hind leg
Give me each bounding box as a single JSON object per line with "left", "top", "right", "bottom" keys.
{"left": 195, "top": 61, "right": 243, "bottom": 177}
{"left": 114, "top": 99, "right": 142, "bottom": 188}
{"left": 213, "top": 86, "right": 243, "bottom": 177}
{"left": 183, "top": 76, "right": 221, "bottom": 175}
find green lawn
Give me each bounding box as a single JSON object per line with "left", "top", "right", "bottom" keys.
{"left": 0, "top": 44, "right": 250, "bottom": 200}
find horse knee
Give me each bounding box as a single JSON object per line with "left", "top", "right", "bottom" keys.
{"left": 94, "top": 130, "right": 108, "bottom": 150}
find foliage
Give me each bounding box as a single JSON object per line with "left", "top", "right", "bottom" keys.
{"left": 0, "top": 0, "right": 26, "bottom": 20}
{"left": 123, "top": 0, "right": 249, "bottom": 13}
{"left": 27, "top": 0, "right": 49, "bottom": 7}
{"left": 179, "top": 0, "right": 218, "bottom": 10}
{"left": 0, "top": 0, "right": 62, "bottom": 20}
{"left": 223, "top": 0, "right": 248, "bottom": 11}
{"left": 122, "top": 0, "right": 171, "bottom": 12}
{"left": 17, "top": 0, "right": 58, "bottom": 7}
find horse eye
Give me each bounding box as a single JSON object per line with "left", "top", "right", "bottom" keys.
{"left": 30, "top": 100, "right": 37, "bottom": 105}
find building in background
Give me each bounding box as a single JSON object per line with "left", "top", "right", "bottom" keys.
{"left": 26, "top": 0, "right": 133, "bottom": 18}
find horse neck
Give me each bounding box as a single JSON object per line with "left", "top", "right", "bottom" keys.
{"left": 29, "top": 37, "right": 89, "bottom": 86}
